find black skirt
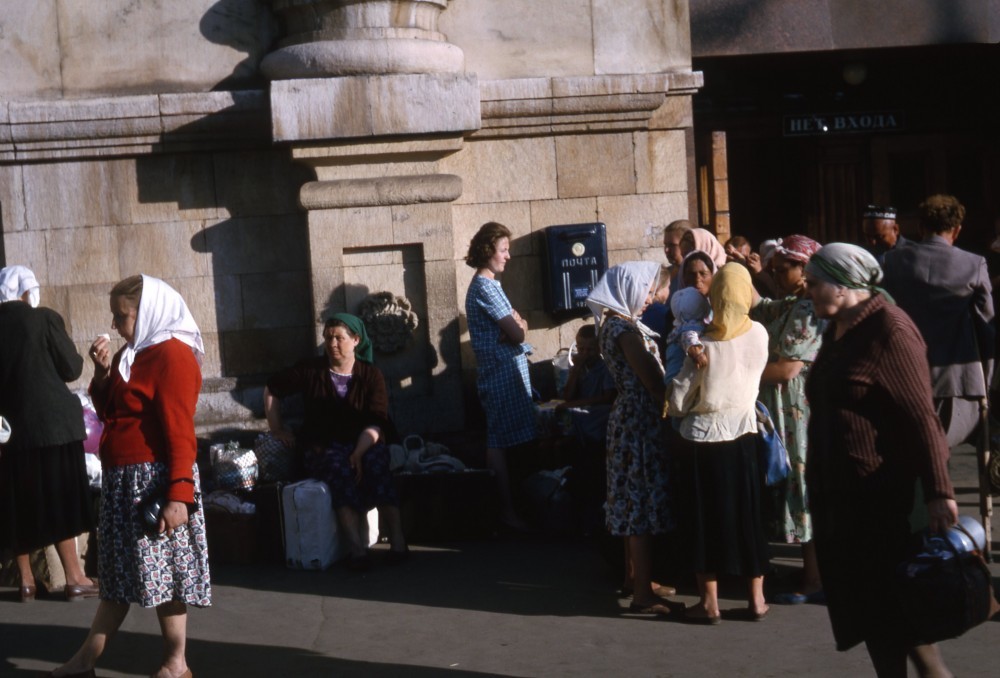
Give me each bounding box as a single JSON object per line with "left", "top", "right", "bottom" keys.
{"left": 672, "top": 431, "right": 770, "bottom": 577}
{"left": 0, "top": 440, "right": 96, "bottom": 552}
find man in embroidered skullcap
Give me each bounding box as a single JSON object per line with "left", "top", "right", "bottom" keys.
{"left": 861, "top": 204, "right": 910, "bottom": 264}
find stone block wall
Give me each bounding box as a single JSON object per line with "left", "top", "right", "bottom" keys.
{"left": 443, "top": 75, "right": 698, "bottom": 409}
{"left": 1, "top": 1, "right": 702, "bottom": 436}
{"left": 0, "top": 92, "right": 318, "bottom": 429}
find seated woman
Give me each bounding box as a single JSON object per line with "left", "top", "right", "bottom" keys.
{"left": 264, "top": 314, "right": 407, "bottom": 569}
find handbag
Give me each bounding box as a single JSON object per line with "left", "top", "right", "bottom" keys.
{"left": 893, "top": 518, "right": 1000, "bottom": 644}
{"left": 253, "top": 432, "right": 294, "bottom": 482}
{"left": 755, "top": 401, "right": 790, "bottom": 486}
{"left": 136, "top": 488, "right": 167, "bottom": 536}
{"left": 210, "top": 441, "right": 258, "bottom": 490}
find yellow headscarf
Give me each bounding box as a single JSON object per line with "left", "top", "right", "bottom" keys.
{"left": 705, "top": 263, "right": 754, "bottom": 341}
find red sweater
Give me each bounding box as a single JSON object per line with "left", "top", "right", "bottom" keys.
{"left": 90, "top": 339, "right": 202, "bottom": 504}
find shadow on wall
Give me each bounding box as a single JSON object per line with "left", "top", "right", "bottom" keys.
{"left": 133, "top": 106, "right": 315, "bottom": 422}
{"left": 318, "top": 272, "right": 459, "bottom": 436}
{"left": 199, "top": 0, "right": 279, "bottom": 91}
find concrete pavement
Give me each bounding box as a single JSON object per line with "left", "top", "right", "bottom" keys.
{"left": 2, "top": 446, "right": 997, "bottom": 677}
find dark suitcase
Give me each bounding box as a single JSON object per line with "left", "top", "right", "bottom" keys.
{"left": 248, "top": 482, "right": 286, "bottom": 565}
{"left": 393, "top": 469, "right": 499, "bottom": 542}
{"left": 204, "top": 508, "right": 257, "bottom": 565}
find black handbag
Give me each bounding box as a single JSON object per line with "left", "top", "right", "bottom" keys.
{"left": 137, "top": 489, "right": 167, "bottom": 536}
{"left": 892, "top": 520, "right": 1000, "bottom": 644}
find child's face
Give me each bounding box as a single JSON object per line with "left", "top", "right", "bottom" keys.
{"left": 575, "top": 336, "right": 600, "bottom": 366}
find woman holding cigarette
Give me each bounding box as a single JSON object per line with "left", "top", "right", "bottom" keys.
{"left": 0, "top": 265, "right": 97, "bottom": 603}
{"left": 53, "top": 274, "right": 208, "bottom": 678}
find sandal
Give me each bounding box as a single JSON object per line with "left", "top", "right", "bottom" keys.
{"left": 684, "top": 607, "right": 721, "bottom": 625}
{"left": 627, "top": 601, "right": 673, "bottom": 616}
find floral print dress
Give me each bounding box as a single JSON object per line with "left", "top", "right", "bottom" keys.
{"left": 751, "top": 296, "right": 825, "bottom": 543}
{"left": 599, "top": 315, "right": 671, "bottom": 537}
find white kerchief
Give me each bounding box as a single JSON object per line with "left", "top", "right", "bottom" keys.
{"left": 586, "top": 261, "right": 661, "bottom": 336}
{"left": 0, "top": 265, "right": 40, "bottom": 305}
{"left": 119, "top": 275, "right": 204, "bottom": 382}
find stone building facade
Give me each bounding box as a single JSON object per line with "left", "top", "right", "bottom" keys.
{"left": 0, "top": 0, "right": 701, "bottom": 435}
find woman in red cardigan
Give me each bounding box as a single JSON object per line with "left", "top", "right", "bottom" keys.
{"left": 53, "top": 274, "right": 208, "bottom": 678}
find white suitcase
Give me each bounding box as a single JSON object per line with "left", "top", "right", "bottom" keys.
{"left": 281, "top": 479, "right": 375, "bottom": 570}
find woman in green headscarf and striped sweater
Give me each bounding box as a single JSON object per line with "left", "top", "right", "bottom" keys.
{"left": 804, "top": 243, "right": 957, "bottom": 677}
{"left": 265, "top": 313, "right": 408, "bottom": 569}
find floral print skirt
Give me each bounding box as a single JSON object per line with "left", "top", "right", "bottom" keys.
{"left": 304, "top": 441, "right": 398, "bottom": 511}
{"left": 99, "top": 462, "right": 211, "bottom": 608}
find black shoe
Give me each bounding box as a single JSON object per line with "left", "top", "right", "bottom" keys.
{"left": 347, "top": 553, "right": 373, "bottom": 572}
{"left": 385, "top": 548, "right": 410, "bottom": 565}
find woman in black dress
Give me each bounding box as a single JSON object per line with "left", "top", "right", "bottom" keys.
{"left": 0, "top": 265, "right": 97, "bottom": 602}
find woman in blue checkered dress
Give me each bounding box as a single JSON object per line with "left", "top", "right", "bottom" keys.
{"left": 465, "top": 222, "right": 537, "bottom": 528}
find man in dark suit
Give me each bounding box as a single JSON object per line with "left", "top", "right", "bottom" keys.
{"left": 883, "top": 195, "right": 995, "bottom": 446}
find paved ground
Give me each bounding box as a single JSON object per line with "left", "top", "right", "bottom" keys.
{"left": 3, "top": 446, "right": 998, "bottom": 677}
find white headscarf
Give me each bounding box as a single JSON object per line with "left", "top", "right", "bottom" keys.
{"left": 0, "top": 265, "right": 40, "bottom": 307}
{"left": 586, "top": 261, "right": 661, "bottom": 336}
{"left": 119, "top": 275, "right": 204, "bottom": 382}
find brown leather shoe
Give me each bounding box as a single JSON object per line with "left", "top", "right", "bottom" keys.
{"left": 20, "top": 584, "right": 36, "bottom": 602}
{"left": 64, "top": 582, "right": 99, "bottom": 601}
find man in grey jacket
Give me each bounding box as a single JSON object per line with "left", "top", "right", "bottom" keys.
{"left": 883, "top": 194, "right": 995, "bottom": 445}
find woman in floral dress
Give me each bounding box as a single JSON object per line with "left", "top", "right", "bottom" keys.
{"left": 750, "top": 235, "right": 826, "bottom": 603}
{"left": 587, "top": 261, "right": 676, "bottom": 616}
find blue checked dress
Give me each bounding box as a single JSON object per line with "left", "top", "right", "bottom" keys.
{"left": 465, "top": 275, "right": 537, "bottom": 449}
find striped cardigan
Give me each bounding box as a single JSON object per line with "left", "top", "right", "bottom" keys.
{"left": 805, "top": 293, "right": 953, "bottom": 505}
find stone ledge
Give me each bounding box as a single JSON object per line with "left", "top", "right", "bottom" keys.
{"left": 270, "top": 73, "right": 480, "bottom": 142}
{"left": 0, "top": 91, "right": 270, "bottom": 163}
{"left": 474, "top": 72, "right": 702, "bottom": 139}
{"left": 299, "top": 174, "right": 462, "bottom": 209}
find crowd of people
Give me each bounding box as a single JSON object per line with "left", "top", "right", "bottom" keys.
{"left": 548, "top": 194, "right": 985, "bottom": 677}
{"left": 0, "top": 192, "right": 992, "bottom": 677}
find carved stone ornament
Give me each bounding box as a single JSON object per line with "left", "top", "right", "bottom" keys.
{"left": 262, "top": 0, "right": 463, "bottom": 79}
{"left": 358, "top": 291, "right": 420, "bottom": 353}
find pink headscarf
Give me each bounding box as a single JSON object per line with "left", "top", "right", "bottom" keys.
{"left": 773, "top": 234, "right": 821, "bottom": 264}
{"left": 687, "top": 228, "right": 728, "bottom": 269}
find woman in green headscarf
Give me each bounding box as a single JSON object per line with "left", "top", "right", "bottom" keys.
{"left": 804, "top": 243, "right": 957, "bottom": 677}
{"left": 264, "top": 313, "right": 408, "bottom": 569}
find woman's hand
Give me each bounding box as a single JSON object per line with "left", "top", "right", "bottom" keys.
{"left": 89, "top": 336, "right": 112, "bottom": 375}
{"left": 272, "top": 429, "right": 295, "bottom": 448}
{"left": 158, "top": 501, "right": 190, "bottom": 537}
{"left": 746, "top": 252, "right": 763, "bottom": 275}
{"left": 926, "top": 497, "right": 959, "bottom": 535}
{"left": 725, "top": 244, "right": 747, "bottom": 265}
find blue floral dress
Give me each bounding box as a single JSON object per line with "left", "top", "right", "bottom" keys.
{"left": 599, "top": 315, "right": 671, "bottom": 536}
{"left": 465, "top": 275, "right": 537, "bottom": 449}
{"left": 751, "top": 296, "right": 825, "bottom": 543}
